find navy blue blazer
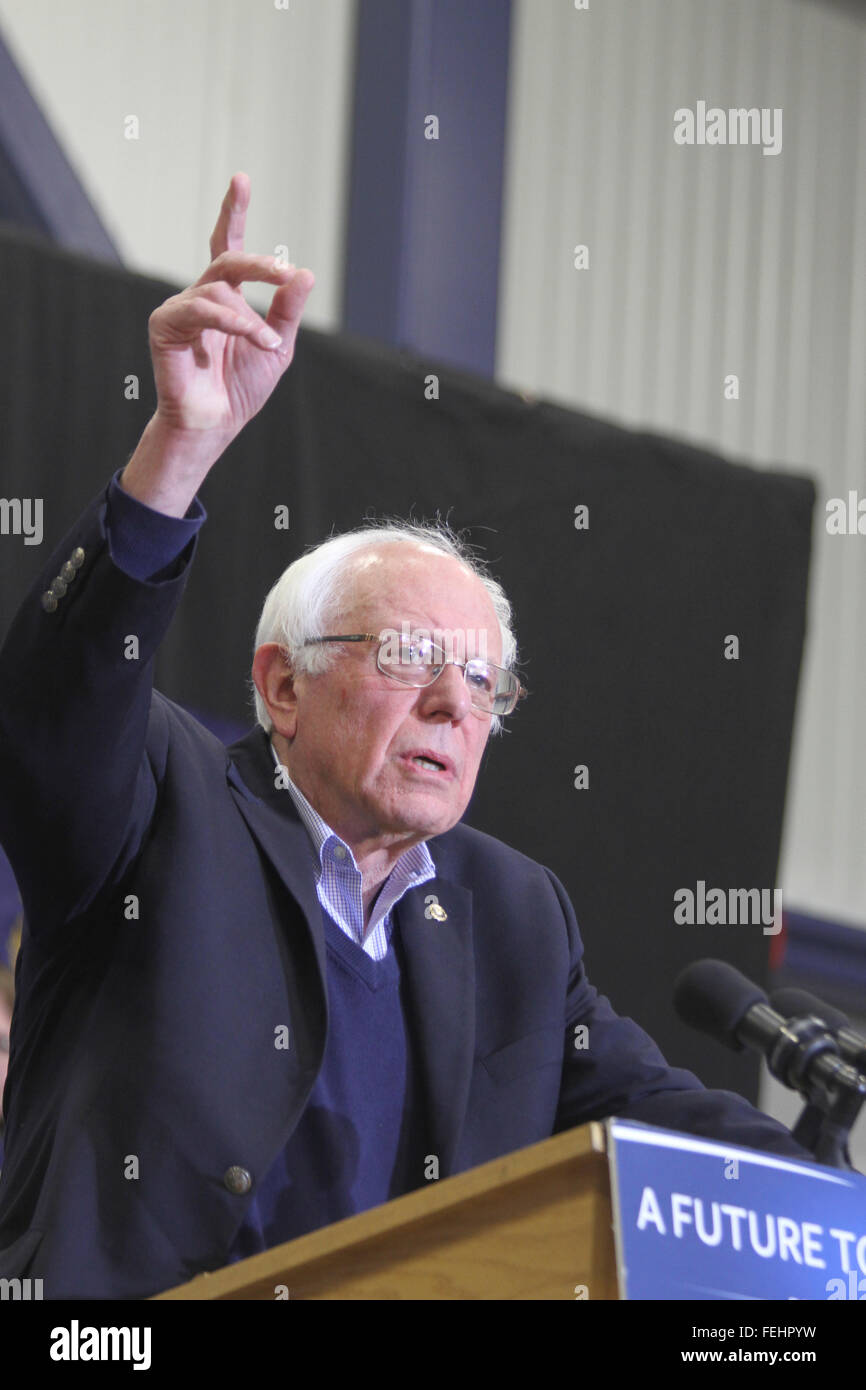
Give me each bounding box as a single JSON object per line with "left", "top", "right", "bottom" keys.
{"left": 0, "top": 482, "right": 808, "bottom": 1299}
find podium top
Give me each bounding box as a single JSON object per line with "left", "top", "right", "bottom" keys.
{"left": 155, "top": 1122, "right": 613, "bottom": 1301}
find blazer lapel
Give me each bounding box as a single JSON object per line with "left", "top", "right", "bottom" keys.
{"left": 224, "top": 727, "right": 328, "bottom": 988}
{"left": 395, "top": 875, "right": 475, "bottom": 1177}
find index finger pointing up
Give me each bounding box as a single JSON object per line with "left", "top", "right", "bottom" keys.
{"left": 209, "top": 172, "right": 250, "bottom": 261}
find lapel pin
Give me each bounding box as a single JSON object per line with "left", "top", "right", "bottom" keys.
{"left": 424, "top": 894, "right": 448, "bottom": 922}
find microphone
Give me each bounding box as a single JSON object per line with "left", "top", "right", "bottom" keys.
{"left": 771, "top": 986, "right": 866, "bottom": 1075}
{"left": 674, "top": 959, "right": 866, "bottom": 1168}
{"left": 673, "top": 958, "right": 866, "bottom": 1098}
{"left": 673, "top": 958, "right": 778, "bottom": 1054}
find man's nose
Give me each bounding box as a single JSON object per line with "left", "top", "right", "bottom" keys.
{"left": 415, "top": 662, "right": 473, "bottom": 720}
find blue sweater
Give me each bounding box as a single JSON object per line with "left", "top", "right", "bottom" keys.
{"left": 229, "top": 912, "right": 429, "bottom": 1260}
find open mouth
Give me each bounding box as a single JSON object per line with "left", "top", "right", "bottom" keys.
{"left": 404, "top": 753, "right": 450, "bottom": 775}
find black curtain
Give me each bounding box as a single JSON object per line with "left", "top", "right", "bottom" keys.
{"left": 0, "top": 225, "right": 815, "bottom": 1099}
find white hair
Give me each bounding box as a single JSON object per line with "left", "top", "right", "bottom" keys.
{"left": 250, "top": 520, "right": 518, "bottom": 735}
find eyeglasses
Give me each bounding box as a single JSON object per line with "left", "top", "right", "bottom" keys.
{"left": 302, "top": 634, "right": 525, "bottom": 717}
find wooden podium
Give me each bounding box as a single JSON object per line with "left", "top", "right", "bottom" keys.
{"left": 154, "top": 1123, "right": 619, "bottom": 1300}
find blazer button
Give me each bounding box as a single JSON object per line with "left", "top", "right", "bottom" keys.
{"left": 70, "top": 547, "right": 85, "bottom": 569}
{"left": 60, "top": 560, "right": 77, "bottom": 583}
{"left": 41, "top": 592, "right": 59, "bottom": 613}
{"left": 50, "top": 576, "right": 68, "bottom": 597}
{"left": 223, "top": 1165, "right": 252, "bottom": 1195}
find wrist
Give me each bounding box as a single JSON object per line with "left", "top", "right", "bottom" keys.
{"left": 120, "top": 414, "right": 225, "bottom": 518}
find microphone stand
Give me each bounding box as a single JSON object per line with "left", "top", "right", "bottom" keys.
{"left": 763, "top": 1012, "right": 866, "bottom": 1170}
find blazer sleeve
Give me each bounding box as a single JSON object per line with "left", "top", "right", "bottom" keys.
{"left": 547, "top": 869, "right": 812, "bottom": 1159}
{"left": 0, "top": 477, "right": 201, "bottom": 935}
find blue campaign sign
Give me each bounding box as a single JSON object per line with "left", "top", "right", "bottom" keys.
{"left": 608, "top": 1120, "right": 866, "bottom": 1300}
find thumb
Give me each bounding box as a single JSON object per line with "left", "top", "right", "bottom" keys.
{"left": 266, "top": 268, "right": 315, "bottom": 344}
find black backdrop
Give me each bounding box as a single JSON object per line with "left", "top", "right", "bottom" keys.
{"left": 0, "top": 225, "right": 815, "bottom": 1100}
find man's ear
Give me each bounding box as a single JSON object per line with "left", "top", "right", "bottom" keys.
{"left": 252, "top": 643, "right": 299, "bottom": 739}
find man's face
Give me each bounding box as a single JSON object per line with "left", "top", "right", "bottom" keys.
{"left": 267, "top": 545, "right": 503, "bottom": 855}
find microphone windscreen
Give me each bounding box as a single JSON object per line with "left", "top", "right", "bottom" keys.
{"left": 771, "top": 987, "right": 848, "bottom": 1033}
{"left": 673, "top": 957, "right": 768, "bottom": 1050}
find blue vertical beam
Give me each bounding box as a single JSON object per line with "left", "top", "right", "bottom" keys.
{"left": 343, "top": 1, "right": 414, "bottom": 351}
{"left": 343, "top": 0, "right": 512, "bottom": 378}
{"left": 0, "top": 32, "right": 120, "bottom": 263}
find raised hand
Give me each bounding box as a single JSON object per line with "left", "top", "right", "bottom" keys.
{"left": 121, "top": 174, "right": 314, "bottom": 516}
{"left": 148, "top": 172, "right": 314, "bottom": 439}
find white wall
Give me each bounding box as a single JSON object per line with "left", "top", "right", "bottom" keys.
{"left": 1, "top": 0, "right": 862, "bottom": 1164}
{"left": 2, "top": 0, "right": 860, "bottom": 929}
{"left": 499, "top": 0, "right": 866, "bottom": 934}
{"left": 0, "top": 0, "right": 356, "bottom": 328}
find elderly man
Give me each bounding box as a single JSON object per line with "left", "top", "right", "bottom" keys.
{"left": 0, "top": 176, "right": 806, "bottom": 1300}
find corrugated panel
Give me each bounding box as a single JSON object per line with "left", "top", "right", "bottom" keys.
{"left": 499, "top": 0, "right": 866, "bottom": 931}
{"left": 0, "top": 0, "right": 356, "bottom": 329}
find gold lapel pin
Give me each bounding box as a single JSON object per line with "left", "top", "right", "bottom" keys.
{"left": 424, "top": 894, "right": 448, "bottom": 923}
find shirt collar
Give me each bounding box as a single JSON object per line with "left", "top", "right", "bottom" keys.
{"left": 268, "top": 738, "right": 436, "bottom": 883}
